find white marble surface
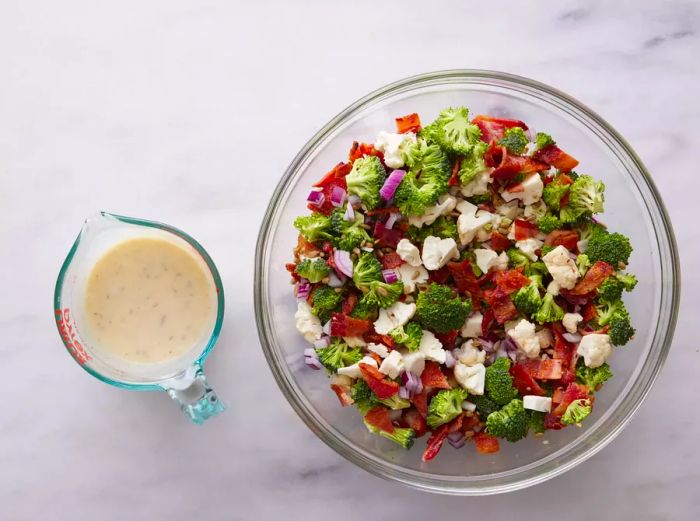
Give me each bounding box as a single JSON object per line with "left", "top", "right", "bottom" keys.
{"left": 1, "top": 1, "right": 698, "bottom": 519}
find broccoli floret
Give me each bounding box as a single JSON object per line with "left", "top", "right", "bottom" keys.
{"left": 330, "top": 207, "right": 372, "bottom": 250}
{"left": 426, "top": 388, "right": 469, "bottom": 429}
{"left": 466, "top": 193, "right": 493, "bottom": 205}
{"left": 542, "top": 176, "right": 570, "bottom": 212}
{"left": 537, "top": 213, "right": 563, "bottom": 234}
{"left": 597, "top": 276, "right": 625, "bottom": 302}
{"left": 467, "top": 394, "right": 500, "bottom": 421}
{"left": 349, "top": 298, "right": 378, "bottom": 320}
{"left": 512, "top": 275, "right": 543, "bottom": 316}
{"left": 506, "top": 248, "right": 531, "bottom": 270}
{"left": 365, "top": 421, "right": 416, "bottom": 449}
{"left": 534, "top": 132, "right": 555, "bottom": 152}
{"left": 352, "top": 252, "right": 382, "bottom": 291}
{"left": 310, "top": 285, "right": 343, "bottom": 322}
{"left": 617, "top": 272, "right": 638, "bottom": 291}
{"left": 295, "top": 258, "right": 330, "bottom": 283}
{"left": 458, "top": 141, "right": 489, "bottom": 185}
{"left": 533, "top": 293, "right": 565, "bottom": 324}
{"left": 426, "top": 107, "right": 483, "bottom": 155}
{"left": 567, "top": 175, "right": 605, "bottom": 215}
{"left": 406, "top": 216, "right": 458, "bottom": 243}
{"left": 577, "top": 220, "right": 608, "bottom": 246}
{"left": 595, "top": 299, "right": 624, "bottom": 326}
{"left": 388, "top": 322, "right": 423, "bottom": 351}
{"left": 576, "top": 359, "right": 613, "bottom": 391}
{"left": 577, "top": 253, "right": 591, "bottom": 277}
{"left": 485, "top": 357, "right": 519, "bottom": 406}
{"left": 561, "top": 398, "right": 592, "bottom": 425}
{"left": 395, "top": 140, "right": 450, "bottom": 216}
{"left": 315, "top": 339, "right": 362, "bottom": 373}
{"left": 415, "top": 283, "right": 472, "bottom": 333}
{"left": 486, "top": 399, "right": 529, "bottom": 442}
{"left": 529, "top": 410, "right": 546, "bottom": 434}
{"left": 345, "top": 155, "right": 386, "bottom": 210}
{"left": 595, "top": 299, "right": 635, "bottom": 345}
{"left": 360, "top": 280, "right": 404, "bottom": 309}
{"left": 498, "top": 127, "right": 529, "bottom": 155}
{"left": 352, "top": 380, "right": 380, "bottom": 414}
{"left": 525, "top": 261, "right": 548, "bottom": 278}
{"left": 378, "top": 395, "right": 411, "bottom": 410}
{"left": 293, "top": 213, "right": 333, "bottom": 243}
{"left": 586, "top": 231, "right": 633, "bottom": 267}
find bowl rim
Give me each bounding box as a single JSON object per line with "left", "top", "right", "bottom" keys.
{"left": 254, "top": 69, "right": 680, "bottom": 495}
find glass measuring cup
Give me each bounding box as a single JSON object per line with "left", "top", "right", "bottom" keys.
{"left": 54, "top": 212, "right": 225, "bottom": 424}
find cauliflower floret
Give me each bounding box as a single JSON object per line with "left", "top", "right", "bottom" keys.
{"left": 379, "top": 350, "right": 404, "bottom": 379}
{"left": 562, "top": 313, "right": 583, "bottom": 334}
{"left": 397, "top": 263, "right": 429, "bottom": 293}
{"left": 577, "top": 334, "right": 613, "bottom": 368}
{"left": 418, "top": 330, "right": 446, "bottom": 363}
{"left": 460, "top": 169, "right": 492, "bottom": 197}
{"left": 543, "top": 245, "right": 579, "bottom": 290}
{"left": 373, "top": 301, "right": 416, "bottom": 334}
{"left": 421, "top": 236, "right": 459, "bottom": 271}
{"left": 408, "top": 194, "right": 457, "bottom": 228}
{"left": 343, "top": 336, "right": 366, "bottom": 347}
{"left": 457, "top": 208, "right": 494, "bottom": 245}
{"left": 474, "top": 248, "right": 499, "bottom": 273}
{"left": 456, "top": 339, "right": 486, "bottom": 366}
{"left": 456, "top": 199, "right": 478, "bottom": 215}
{"left": 295, "top": 301, "right": 323, "bottom": 343}
{"left": 516, "top": 238, "right": 544, "bottom": 261}
{"left": 337, "top": 355, "right": 378, "bottom": 378}
{"left": 501, "top": 173, "right": 544, "bottom": 205}
{"left": 454, "top": 362, "right": 486, "bottom": 395}
{"left": 367, "top": 342, "right": 390, "bottom": 358}
{"left": 524, "top": 199, "right": 547, "bottom": 220}
{"left": 402, "top": 350, "right": 426, "bottom": 375}
{"left": 536, "top": 328, "right": 554, "bottom": 349}
{"left": 460, "top": 312, "right": 483, "bottom": 338}
{"left": 547, "top": 280, "right": 561, "bottom": 296}
{"left": 396, "top": 238, "right": 422, "bottom": 267}
{"left": 507, "top": 319, "right": 540, "bottom": 359}
{"left": 374, "top": 131, "right": 416, "bottom": 169}
{"left": 496, "top": 200, "right": 521, "bottom": 220}
{"left": 492, "top": 251, "right": 509, "bottom": 271}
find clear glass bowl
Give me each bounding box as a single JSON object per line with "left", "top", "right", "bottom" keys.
{"left": 254, "top": 70, "right": 680, "bottom": 495}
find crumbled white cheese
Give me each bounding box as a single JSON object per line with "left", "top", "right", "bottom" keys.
{"left": 343, "top": 336, "right": 366, "bottom": 347}
{"left": 516, "top": 238, "right": 544, "bottom": 261}
{"left": 374, "top": 131, "right": 417, "bottom": 169}
{"left": 577, "top": 334, "right": 613, "bottom": 368}
{"left": 418, "top": 330, "right": 446, "bottom": 363}
{"left": 454, "top": 362, "right": 486, "bottom": 395}
{"left": 337, "top": 355, "right": 378, "bottom": 379}
{"left": 501, "top": 173, "right": 544, "bottom": 205}
{"left": 373, "top": 301, "right": 416, "bottom": 334}
{"left": 496, "top": 200, "right": 521, "bottom": 220}
{"left": 492, "top": 251, "right": 509, "bottom": 271}
{"left": 402, "top": 350, "right": 426, "bottom": 375}
{"left": 367, "top": 342, "right": 390, "bottom": 358}
{"left": 507, "top": 319, "right": 541, "bottom": 359}
{"left": 295, "top": 301, "right": 323, "bottom": 343}
{"left": 536, "top": 328, "right": 554, "bottom": 349}
{"left": 562, "top": 313, "right": 583, "bottom": 334}
{"left": 421, "top": 236, "right": 459, "bottom": 271}
{"left": 523, "top": 395, "right": 552, "bottom": 413}
{"left": 460, "top": 169, "right": 492, "bottom": 197}
{"left": 456, "top": 339, "right": 486, "bottom": 366}
{"left": 474, "top": 248, "right": 499, "bottom": 273}
{"left": 397, "top": 263, "right": 429, "bottom": 293}
{"left": 379, "top": 350, "right": 404, "bottom": 379}
{"left": 460, "top": 312, "right": 483, "bottom": 338}
{"left": 396, "top": 238, "right": 422, "bottom": 267}
{"left": 408, "top": 194, "right": 457, "bottom": 228}
{"left": 543, "top": 245, "right": 579, "bottom": 290}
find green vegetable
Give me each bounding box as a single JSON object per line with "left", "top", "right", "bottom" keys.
{"left": 533, "top": 293, "right": 565, "bottom": 324}
{"left": 596, "top": 273, "right": 637, "bottom": 302}
{"left": 484, "top": 357, "right": 518, "bottom": 406}
{"left": 388, "top": 322, "right": 423, "bottom": 351}
{"left": 349, "top": 299, "right": 378, "bottom": 320}
{"left": 512, "top": 275, "right": 544, "bottom": 316}
{"left": 595, "top": 299, "right": 635, "bottom": 346}
{"left": 577, "top": 220, "right": 608, "bottom": 246}
{"left": 378, "top": 395, "right": 411, "bottom": 410}
{"left": 534, "top": 132, "right": 555, "bottom": 151}
{"left": 506, "top": 248, "right": 531, "bottom": 270}
{"left": 537, "top": 213, "right": 563, "bottom": 234}
{"left": 466, "top": 193, "right": 493, "bottom": 205}
{"left": 395, "top": 140, "right": 450, "bottom": 216}
{"left": 577, "top": 253, "right": 591, "bottom": 277}
{"left": 345, "top": 155, "right": 386, "bottom": 210}
{"left": 351, "top": 380, "right": 379, "bottom": 414}
{"left": 330, "top": 207, "right": 372, "bottom": 250}
{"left": 427, "top": 388, "right": 469, "bottom": 429}
{"left": 310, "top": 285, "right": 342, "bottom": 322}
{"left": 525, "top": 261, "right": 548, "bottom": 278}
{"left": 415, "top": 283, "right": 472, "bottom": 333}
{"left": 425, "top": 107, "right": 483, "bottom": 155}
{"left": 486, "top": 399, "right": 529, "bottom": 442}
{"left": 540, "top": 245, "right": 556, "bottom": 257}
{"left": 498, "top": 127, "right": 529, "bottom": 155}
{"left": 315, "top": 339, "right": 362, "bottom": 373}
{"left": 567, "top": 175, "right": 605, "bottom": 216}
{"left": 576, "top": 360, "right": 613, "bottom": 391}
{"left": 586, "top": 231, "right": 633, "bottom": 267}
{"left": 352, "top": 252, "right": 382, "bottom": 291}
{"left": 616, "top": 272, "right": 638, "bottom": 291}
{"left": 561, "top": 398, "right": 592, "bottom": 425}
{"left": 542, "top": 176, "right": 570, "bottom": 212}
{"left": 529, "top": 410, "right": 546, "bottom": 435}
{"left": 295, "top": 258, "right": 330, "bottom": 283}
{"left": 458, "top": 141, "right": 489, "bottom": 185}
{"left": 293, "top": 213, "right": 333, "bottom": 243}
{"left": 467, "top": 394, "right": 500, "bottom": 421}
{"left": 406, "top": 216, "right": 458, "bottom": 243}
{"left": 364, "top": 421, "right": 416, "bottom": 449}
{"left": 360, "top": 280, "right": 404, "bottom": 309}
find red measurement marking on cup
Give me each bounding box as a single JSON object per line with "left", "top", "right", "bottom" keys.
{"left": 55, "top": 308, "right": 91, "bottom": 365}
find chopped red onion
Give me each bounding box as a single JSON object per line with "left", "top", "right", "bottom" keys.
{"left": 379, "top": 169, "right": 406, "bottom": 201}
{"left": 296, "top": 280, "right": 310, "bottom": 300}
{"left": 444, "top": 350, "right": 456, "bottom": 368}
{"left": 563, "top": 332, "right": 582, "bottom": 343}
{"left": 304, "top": 347, "right": 318, "bottom": 358}
{"left": 402, "top": 371, "right": 423, "bottom": 397}
{"left": 306, "top": 190, "right": 325, "bottom": 207}
{"left": 312, "top": 337, "right": 330, "bottom": 349}
{"left": 304, "top": 356, "right": 323, "bottom": 370}
{"left": 322, "top": 321, "right": 331, "bottom": 336}
{"left": 447, "top": 431, "right": 465, "bottom": 449}
{"left": 348, "top": 194, "right": 361, "bottom": 206}
{"left": 399, "top": 386, "right": 410, "bottom": 400}
{"left": 382, "top": 269, "right": 398, "bottom": 284}
{"left": 385, "top": 212, "right": 398, "bottom": 230}
{"left": 344, "top": 203, "right": 355, "bottom": 221}
{"left": 330, "top": 186, "right": 346, "bottom": 207}
{"left": 333, "top": 249, "right": 354, "bottom": 278}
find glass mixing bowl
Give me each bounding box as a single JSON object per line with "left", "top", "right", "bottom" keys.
{"left": 254, "top": 70, "right": 680, "bottom": 495}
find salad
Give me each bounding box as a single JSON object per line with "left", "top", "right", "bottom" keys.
{"left": 287, "top": 107, "right": 636, "bottom": 461}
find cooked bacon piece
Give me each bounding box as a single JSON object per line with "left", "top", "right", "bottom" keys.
{"left": 421, "top": 361, "right": 451, "bottom": 390}
{"left": 330, "top": 383, "right": 354, "bottom": 407}
{"left": 313, "top": 162, "right": 352, "bottom": 188}
{"left": 364, "top": 406, "right": 395, "bottom": 433}
{"left": 481, "top": 309, "right": 495, "bottom": 336}
{"left": 429, "top": 266, "right": 451, "bottom": 284}
{"left": 510, "top": 362, "right": 547, "bottom": 396}
{"left": 395, "top": 113, "right": 422, "bottom": 134}
{"left": 490, "top": 230, "right": 511, "bottom": 252}
{"left": 518, "top": 359, "right": 564, "bottom": 380}
{"left": 483, "top": 287, "right": 519, "bottom": 324}
{"left": 514, "top": 219, "right": 539, "bottom": 241}
{"left": 341, "top": 292, "right": 358, "bottom": 315}
{"left": 364, "top": 332, "right": 395, "bottom": 349}
{"left": 552, "top": 382, "right": 591, "bottom": 416}
{"left": 373, "top": 221, "right": 403, "bottom": 249}
{"left": 472, "top": 115, "right": 528, "bottom": 144}
{"left": 485, "top": 144, "right": 549, "bottom": 182}
{"left": 360, "top": 363, "right": 399, "bottom": 400}
{"left": 448, "top": 157, "right": 462, "bottom": 186}
{"left": 569, "top": 260, "right": 614, "bottom": 295}
{"left": 309, "top": 177, "right": 347, "bottom": 215}
{"left": 533, "top": 144, "right": 579, "bottom": 172}
{"left": 349, "top": 141, "right": 383, "bottom": 163}
{"left": 330, "top": 313, "right": 372, "bottom": 337}
{"left": 435, "top": 329, "right": 459, "bottom": 349}
{"left": 421, "top": 415, "right": 464, "bottom": 462}
{"left": 544, "top": 229, "right": 579, "bottom": 251}
{"left": 447, "top": 259, "right": 482, "bottom": 309}
{"left": 473, "top": 432, "right": 500, "bottom": 454}
{"left": 493, "top": 268, "right": 530, "bottom": 295}
{"left": 380, "top": 252, "right": 404, "bottom": 269}
{"left": 403, "top": 408, "right": 428, "bottom": 437}
{"left": 411, "top": 389, "right": 429, "bottom": 418}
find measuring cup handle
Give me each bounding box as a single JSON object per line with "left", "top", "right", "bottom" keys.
{"left": 165, "top": 364, "right": 225, "bottom": 425}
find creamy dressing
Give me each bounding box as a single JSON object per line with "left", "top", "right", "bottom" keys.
{"left": 84, "top": 237, "right": 216, "bottom": 364}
